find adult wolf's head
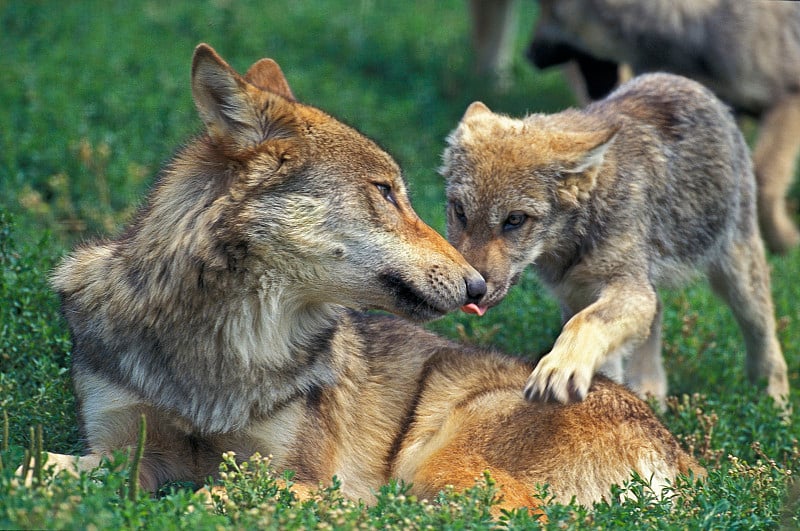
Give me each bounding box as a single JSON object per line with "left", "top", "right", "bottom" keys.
{"left": 440, "top": 101, "right": 616, "bottom": 315}
{"left": 185, "top": 44, "right": 484, "bottom": 321}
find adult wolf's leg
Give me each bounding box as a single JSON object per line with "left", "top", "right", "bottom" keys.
{"left": 753, "top": 93, "right": 800, "bottom": 253}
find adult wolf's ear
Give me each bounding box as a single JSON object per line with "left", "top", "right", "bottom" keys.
{"left": 191, "top": 43, "right": 296, "bottom": 151}
{"left": 557, "top": 127, "right": 618, "bottom": 206}
{"left": 244, "top": 59, "right": 296, "bottom": 101}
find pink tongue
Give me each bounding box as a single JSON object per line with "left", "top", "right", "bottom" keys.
{"left": 461, "top": 303, "right": 487, "bottom": 316}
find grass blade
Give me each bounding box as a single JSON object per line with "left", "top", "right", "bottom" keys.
{"left": 128, "top": 414, "right": 146, "bottom": 502}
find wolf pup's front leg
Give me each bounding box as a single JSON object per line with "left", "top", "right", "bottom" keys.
{"left": 524, "top": 281, "right": 657, "bottom": 403}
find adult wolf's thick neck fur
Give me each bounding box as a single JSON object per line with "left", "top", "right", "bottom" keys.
{"left": 53, "top": 138, "right": 345, "bottom": 434}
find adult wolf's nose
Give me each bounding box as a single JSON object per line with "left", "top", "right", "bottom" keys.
{"left": 465, "top": 275, "right": 487, "bottom": 302}
{"left": 462, "top": 274, "right": 488, "bottom": 316}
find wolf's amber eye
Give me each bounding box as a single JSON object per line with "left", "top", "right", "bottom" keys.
{"left": 375, "top": 183, "right": 397, "bottom": 206}
{"left": 503, "top": 212, "right": 527, "bottom": 231}
{"left": 452, "top": 201, "right": 466, "bottom": 223}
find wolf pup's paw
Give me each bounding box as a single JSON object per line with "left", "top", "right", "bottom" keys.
{"left": 523, "top": 354, "right": 593, "bottom": 403}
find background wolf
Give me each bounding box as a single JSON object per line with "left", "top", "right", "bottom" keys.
{"left": 528, "top": 0, "right": 800, "bottom": 254}
{"left": 42, "top": 44, "right": 701, "bottom": 511}
{"left": 442, "top": 73, "right": 790, "bottom": 408}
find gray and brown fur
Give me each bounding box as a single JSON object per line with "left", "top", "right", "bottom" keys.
{"left": 441, "top": 73, "right": 790, "bottom": 407}
{"left": 43, "top": 45, "right": 701, "bottom": 512}
{"left": 528, "top": 0, "right": 800, "bottom": 254}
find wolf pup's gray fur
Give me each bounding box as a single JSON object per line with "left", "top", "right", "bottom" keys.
{"left": 42, "top": 45, "right": 702, "bottom": 512}
{"left": 442, "top": 73, "right": 790, "bottom": 408}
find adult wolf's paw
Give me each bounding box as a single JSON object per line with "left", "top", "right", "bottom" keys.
{"left": 15, "top": 452, "right": 82, "bottom": 486}
{"left": 523, "top": 353, "right": 593, "bottom": 403}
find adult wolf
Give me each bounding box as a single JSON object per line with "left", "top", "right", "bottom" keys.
{"left": 441, "top": 74, "right": 789, "bottom": 408}
{"left": 44, "top": 45, "right": 701, "bottom": 511}
{"left": 528, "top": 0, "right": 800, "bottom": 254}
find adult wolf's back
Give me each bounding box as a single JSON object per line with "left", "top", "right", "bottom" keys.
{"left": 45, "top": 44, "right": 700, "bottom": 512}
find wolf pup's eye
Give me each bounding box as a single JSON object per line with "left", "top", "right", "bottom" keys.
{"left": 452, "top": 201, "right": 467, "bottom": 224}
{"left": 375, "top": 183, "right": 397, "bottom": 206}
{"left": 503, "top": 211, "right": 527, "bottom": 231}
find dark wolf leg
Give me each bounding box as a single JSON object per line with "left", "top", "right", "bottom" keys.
{"left": 77, "top": 395, "right": 220, "bottom": 490}
{"left": 469, "top": 0, "right": 518, "bottom": 89}
{"left": 753, "top": 93, "right": 800, "bottom": 253}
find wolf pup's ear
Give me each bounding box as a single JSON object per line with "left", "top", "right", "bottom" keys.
{"left": 244, "top": 58, "right": 296, "bottom": 101}
{"left": 191, "top": 44, "right": 295, "bottom": 152}
{"left": 565, "top": 127, "right": 618, "bottom": 174}
{"left": 557, "top": 126, "right": 618, "bottom": 206}
{"left": 462, "top": 101, "right": 492, "bottom": 120}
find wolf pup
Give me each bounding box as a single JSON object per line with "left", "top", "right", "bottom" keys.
{"left": 441, "top": 73, "right": 790, "bottom": 408}
{"left": 528, "top": 0, "right": 800, "bottom": 254}
{"left": 42, "top": 45, "right": 701, "bottom": 511}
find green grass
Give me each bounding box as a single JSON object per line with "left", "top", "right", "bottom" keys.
{"left": 2, "top": 0, "right": 800, "bottom": 528}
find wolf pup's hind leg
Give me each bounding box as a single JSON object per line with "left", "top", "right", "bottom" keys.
{"left": 708, "top": 235, "right": 789, "bottom": 409}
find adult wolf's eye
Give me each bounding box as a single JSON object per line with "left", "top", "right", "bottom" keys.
{"left": 375, "top": 183, "right": 397, "bottom": 206}
{"left": 452, "top": 201, "right": 467, "bottom": 224}
{"left": 503, "top": 211, "right": 527, "bottom": 231}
